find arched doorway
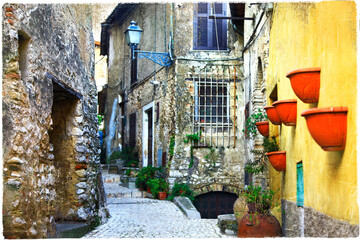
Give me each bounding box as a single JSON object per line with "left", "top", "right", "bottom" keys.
{"left": 194, "top": 191, "right": 238, "bottom": 219}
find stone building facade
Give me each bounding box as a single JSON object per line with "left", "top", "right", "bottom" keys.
{"left": 2, "top": 4, "right": 108, "bottom": 238}
{"left": 101, "top": 3, "right": 248, "bottom": 201}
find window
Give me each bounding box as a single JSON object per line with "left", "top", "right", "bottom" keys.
{"left": 194, "top": 3, "right": 227, "bottom": 50}
{"left": 129, "top": 113, "right": 136, "bottom": 148}
{"left": 194, "top": 79, "right": 230, "bottom": 124}
{"left": 189, "top": 66, "right": 237, "bottom": 148}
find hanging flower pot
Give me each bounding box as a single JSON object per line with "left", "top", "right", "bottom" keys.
{"left": 255, "top": 121, "right": 269, "bottom": 137}
{"left": 286, "top": 67, "right": 321, "bottom": 103}
{"left": 273, "top": 99, "right": 297, "bottom": 126}
{"left": 264, "top": 106, "right": 281, "bottom": 125}
{"left": 301, "top": 107, "right": 348, "bottom": 151}
{"left": 266, "top": 151, "right": 286, "bottom": 171}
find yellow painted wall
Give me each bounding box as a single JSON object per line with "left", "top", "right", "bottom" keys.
{"left": 267, "top": 2, "right": 358, "bottom": 225}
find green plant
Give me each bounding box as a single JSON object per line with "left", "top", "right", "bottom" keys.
{"left": 245, "top": 158, "right": 266, "bottom": 174}
{"left": 204, "top": 147, "right": 218, "bottom": 168}
{"left": 135, "top": 166, "right": 157, "bottom": 189}
{"left": 263, "top": 136, "right": 280, "bottom": 153}
{"left": 243, "top": 108, "right": 268, "bottom": 138}
{"left": 183, "top": 131, "right": 201, "bottom": 168}
{"left": 241, "top": 185, "right": 278, "bottom": 215}
{"left": 167, "top": 182, "right": 195, "bottom": 202}
{"left": 97, "top": 115, "right": 104, "bottom": 125}
{"left": 146, "top": 178, "right": 169, "bottom": 199}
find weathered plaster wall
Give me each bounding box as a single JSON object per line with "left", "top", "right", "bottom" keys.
{"left": 2, "top": 4, "right": 108, "bottom": 238}
{"left": 267, "top": 2, "right": 358, "bottom": 236}
{"left": 242, "top": 3, "right": 273, "bottom": 191}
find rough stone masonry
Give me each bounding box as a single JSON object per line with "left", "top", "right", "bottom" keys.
{"left": 2, "top": 4, "right": 108, "bottom": 238}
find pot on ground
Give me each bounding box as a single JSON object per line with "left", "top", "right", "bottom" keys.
{"left": 238, "top": 213, "right": 282, "bottom": 237}
{"left": 158, "top": 192, "right": 167, "bottom": 200}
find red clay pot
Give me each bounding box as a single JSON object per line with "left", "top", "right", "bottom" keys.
{"left": 286, "top": 67, "right": 321, "bottom": 103}
{"left": 158, "top": 192, "right": 167, "bottom": 200}
{"left": 273, "top": 99, "right": 297, "bottom": 126}
{"left": 238, "top": 213, "right": 282, "bottom": 237}
{"left": 147, "top": 186, "right": 151, "bottom": 193}
{"left": 264, "top": 106, "right": 281, "bottom": 125}
{"left": 301, "top": 107, "right": 348, "bottom": 151}
{"left": 255, "top": 121, "right": 269, "bottom": 137}
{"left": 266, "top": 151, "right": 286, "bottom": 171}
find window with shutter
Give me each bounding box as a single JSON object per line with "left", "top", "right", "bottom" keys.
{"left": 297, "top": 162, "right": 304, "bottom": 207}
{"left": 193, "top": 3, "right": 228, "bottom": 50}
{"left": 129, "top": 113, "right": 137, "bottom": 148}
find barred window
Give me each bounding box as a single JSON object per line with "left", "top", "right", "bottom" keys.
{"left": 189, "top": 68, "right": 237, "bottom": 148}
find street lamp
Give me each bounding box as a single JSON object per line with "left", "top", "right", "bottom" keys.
{"left": 124, "top": 21, "right": 172, "bottom": 85}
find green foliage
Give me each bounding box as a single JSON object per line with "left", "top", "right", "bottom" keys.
{"left": 106, "top": 150, "right": 121, "bottom": 164}
{"left": 204, "top": 147, "right": 218, "bottom": 168}
{"left": 241, "top": 185, "right": 278, "bottom": 214}
{"left": 135, "top": 166, "right": 157, "bottom": 189}
{"left": 146, "top": 178, "right": 169, "bottom": 199}
{"left": 183, "top": 131, "right": 201, "bottom": 144}
{"left": 244, "top": 158, "right": 266, "bottom": 174}
{"left": 263, "top": 136, "right": 280, "bottom": 153}
{"left": 97, "top": 115, "right": 104, "bottom": 125}
{"left": 243, "top": 109, "right": 268, "bottom": 138}
{"left": 169, "top": 136, "right": 176, "bottom": 158}
{"left": 183, "top": 131, "right": 201, "bottom": 168}
{"left": 120, "top": 146, "right": 139, "bottom": 167}
{"left": 167, "top": 182, "right": 195, "bottom": 202}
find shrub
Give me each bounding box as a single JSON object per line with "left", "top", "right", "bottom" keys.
{"left": 146, "top": 178, "right": 169, "bottom": 198}
{"left": 167, "top": 182, "right": 195, "bottom": 202}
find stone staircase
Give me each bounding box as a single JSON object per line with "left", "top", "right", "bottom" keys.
{"left": 102, "top": 167, "right": 150, "bottom": 200}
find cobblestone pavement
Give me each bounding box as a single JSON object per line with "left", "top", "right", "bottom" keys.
{"left": 84, "top": 197, "right": 235, "bottom": 238}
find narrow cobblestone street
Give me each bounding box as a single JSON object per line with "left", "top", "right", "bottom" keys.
{"left": 83, "top": 174, "right": 235, "bottom": 238}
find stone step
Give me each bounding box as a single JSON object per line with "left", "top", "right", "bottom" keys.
{"left": 218, "top": 214, "right": 238, "bottom": 236}
{"left": 55, "top": 222, "right": 90, "bottom": 238}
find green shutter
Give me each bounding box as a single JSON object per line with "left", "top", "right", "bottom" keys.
{"left": 297, "top": 162, "right": 304, "bottom": 206}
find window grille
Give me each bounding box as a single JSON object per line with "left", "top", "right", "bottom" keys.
{"left": 189, "top": 67, "right": 237, "bottom": 148}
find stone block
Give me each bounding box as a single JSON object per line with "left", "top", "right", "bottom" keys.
{"left": 218, "top": 214, "right": 237, "bottom": 234}
{"left": 173, "top": 196, "right": 201, "bottom": 219}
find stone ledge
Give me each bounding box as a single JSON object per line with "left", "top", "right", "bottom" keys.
{"left": 173, "top": 196, "right": 201, "bottom": 219}
{"left": 218, "top": 214, "right": 237, "bottom": 236}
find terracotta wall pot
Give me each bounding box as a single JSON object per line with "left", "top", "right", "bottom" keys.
{"left": 158, "top": 192, "right": 167, "bottom": 200}
{"left": 286, "top": 67, "right": 321, "bottom": 103}
{"left": 273, "top": 99, "right": 297, "bottom": 126}
{"left": 266, "top": 151, "right": 286, "bottom": 171}
{"left": 238, "top": 213, "right": 282, "bottom": 237}
{"left": 264, "top": 106, "right": 281, "bottom": 125}
{"left": 255, "top": 121, "right": 269, "bottom": 137}
{"left": 301, "top": 107, "right": 348, "bottom": 151}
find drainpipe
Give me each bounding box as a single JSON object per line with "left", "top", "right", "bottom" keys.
{"left": 242, "top": 9, "right": 265, "bottom": 55}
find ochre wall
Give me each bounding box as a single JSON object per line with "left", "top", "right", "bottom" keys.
{"left": 267, "top": 2, "right": 357, "bottom": 225}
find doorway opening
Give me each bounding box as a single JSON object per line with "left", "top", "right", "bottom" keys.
{"left": 142, "top": 103, "right": 154, "bottom": 167}
{"left": 194, "top": 191, "right": 238, "bottom": 219}
{"left": 49, "top": 78, "right": 80, "bottom": 222}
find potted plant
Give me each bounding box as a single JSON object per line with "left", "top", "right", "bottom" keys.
{"left": 301, "top": 106, "right": 348, "bottom": 151}
{"left": 264, "top": 136, "right": 286, "bottom": 171}
{"left": 264, "top": 105, "right": 281, "bottom": 125}
{"left": 135, "top": 166, "right": 157, "bottom": 190}
{"left": 286, "top": 67, "right": 321, "bottom": 103}
{"left": 167, "top": 182, "right": 195, "bottom": 202}
{"left": 146, "top": 178, "right": 169, "bottom": 200}
{"left": 243, "top": 108, "right": 269, "bottom": 138}
{"left": 272, "top": 99, "right": 297, "bottom": 126}
{"left": 238, "top": 185, "right": 282, "bottom": 237}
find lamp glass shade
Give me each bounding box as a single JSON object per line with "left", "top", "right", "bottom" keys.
{"left": 124, "top": 21, "right": 143, "bottom": 46}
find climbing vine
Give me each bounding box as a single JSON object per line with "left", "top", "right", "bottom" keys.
{"left": 183, "top": 131, "right": 201, "bottom": 168}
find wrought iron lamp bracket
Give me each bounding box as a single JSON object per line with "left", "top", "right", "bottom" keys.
{"left": 134, "top": 50, "right": 171, "bottom": 67}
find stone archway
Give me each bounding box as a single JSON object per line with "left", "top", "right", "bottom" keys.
{"left": 191, "top": 183, "right": 241, "bottom": 219}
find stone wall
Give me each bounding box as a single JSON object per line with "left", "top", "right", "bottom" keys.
{"left": 282, "top": 199, "right": 359, "bottom": 237}
{"left": 103, "top": 3, "right": 246, "bottom": 195}
{"left": 242, "top": 3, "right": 273, "bottom": 189}
{"left": 2, "top": 4, "right": 108, "bottom": 238}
